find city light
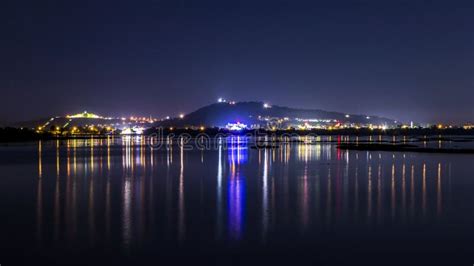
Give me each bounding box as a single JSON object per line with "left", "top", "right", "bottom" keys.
{"left": 134, "top": 127, "right": 144, "bottom": 134}
{"left": 226, "top": 122, "right": 247, "bottom": 131}
{"left": 28, "top": 103, "right": 453, "bottom": 135}
{"left": 120, "top": 126, "right": 144, "bottom": 135}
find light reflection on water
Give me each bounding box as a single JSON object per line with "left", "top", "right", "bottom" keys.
{"left": 3, "top": 136, "right": 474, "bottom": 263}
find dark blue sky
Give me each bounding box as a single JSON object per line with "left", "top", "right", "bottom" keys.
{"left": 1, "top": 0, "right": 473, "bottom": 123}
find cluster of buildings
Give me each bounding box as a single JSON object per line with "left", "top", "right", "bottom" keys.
{"left": 36, "top": 111, "right": 157, "bottom": 135}
{"left": 250, "top": 116, "right": 390, "bottom": 130}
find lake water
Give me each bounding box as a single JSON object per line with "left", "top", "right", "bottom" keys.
{"left": 1, "top": 136, "right": 474, "bottom": 265}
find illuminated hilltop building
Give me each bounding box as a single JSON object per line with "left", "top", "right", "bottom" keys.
{"left": 66, "top": 111, "right": 102, "bottom": 119}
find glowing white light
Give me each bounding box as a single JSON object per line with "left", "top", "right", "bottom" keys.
{"left": 121, "top": 128, "right": 133, "bottom": 135}
{"left": 345, "top": 114, "right": 350, "bottom": 118}
{"left": 366, "top": 116, "right": 371, "bottom": 119}
{"left": 226, "top": 122, "right": 247, "bottom": 131}
{"left": 179, "top": 114, "right": 185, "bottom": 119}
{"left": 218, "top": 98, "right": 224, "bottom": 103}
{"left": 133, "top": 127, "right": 144, "bottom": 135}
{"left": 120, "top": 126, "right": 144, "bottom": 135}
{"left": 263, "top": 103, "right": 271, "bottom": 108}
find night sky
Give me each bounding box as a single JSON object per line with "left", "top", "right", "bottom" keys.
{"left": 1, "top": 0, "right": 473, "bottom": 124}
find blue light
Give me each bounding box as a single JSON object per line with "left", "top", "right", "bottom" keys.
{"left": 227, "top": 169, "right": 246, "bottom": 240}
{"left": 227, "top": 137, "right": 248, "bottom": 164}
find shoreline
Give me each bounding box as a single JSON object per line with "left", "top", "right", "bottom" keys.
{"left": 1, "top": 127, "right": 474, "bottom": 143}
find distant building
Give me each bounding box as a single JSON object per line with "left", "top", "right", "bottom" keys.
{"left": 66, "top": 111, "right": 103, "bottom": 119}
{"left": 226, "top": 122, "right": 248, "bottom": 131}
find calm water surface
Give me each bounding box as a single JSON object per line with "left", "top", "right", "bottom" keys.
{"left": 1, "top": 136, "right": 474, "bottom": 265}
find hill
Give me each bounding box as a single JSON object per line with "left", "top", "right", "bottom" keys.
{"left": 157, "top": 101, "right": 397, "bottom": 128}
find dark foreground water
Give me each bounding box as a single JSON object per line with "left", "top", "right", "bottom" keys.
{"left": 1, "top": 136, "right": 474, "bottom": 265}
